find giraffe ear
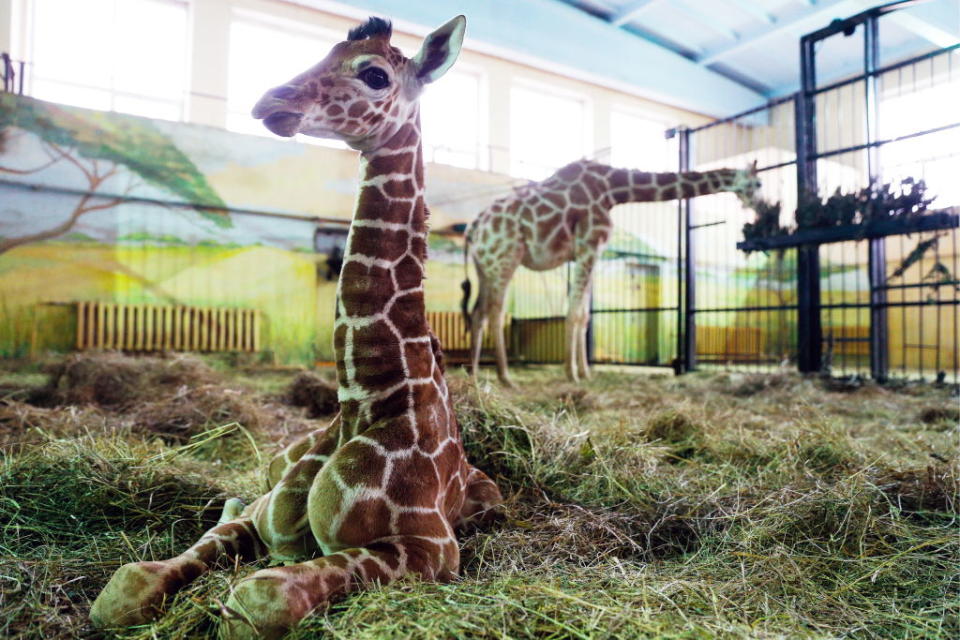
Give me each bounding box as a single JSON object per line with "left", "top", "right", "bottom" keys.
{"left": 411, "top": 15, "right": 466, "bottom": 84}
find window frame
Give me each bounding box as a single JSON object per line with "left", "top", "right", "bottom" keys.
{"left": 225, "top": 8, "right": 344, "bottom": 144}
{"left": 508, "top": 77, "right": 593, "bottom": 179}
{"left": 420, "top": 61, "right": 490, "bottom": 171}
{"left": 608, "top": 104, "right": 677, "bottom": 171}
{"left": 17, "top": 0, "right": 192, "bottom": 122}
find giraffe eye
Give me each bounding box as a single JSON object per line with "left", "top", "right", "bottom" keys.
{"left": 358, "top": 67, "right": 390, "bottom": 90}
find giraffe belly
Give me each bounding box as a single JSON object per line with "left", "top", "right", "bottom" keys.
{"left": 523, "top": 242, "right": 573, "bottom": 271}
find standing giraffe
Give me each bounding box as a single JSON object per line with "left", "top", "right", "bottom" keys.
{"left": 462, "top": 159, "right": 759, "bottom": 385}
{"left": 90, "top": 16, "right": 502, "bottom": 639}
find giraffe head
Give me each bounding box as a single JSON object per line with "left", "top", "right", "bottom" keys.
{"left": 252, "top": 15, "right": 466, "bottom": 152}
{"left": 730, "top": 160, "right": 762, "bottom": 208}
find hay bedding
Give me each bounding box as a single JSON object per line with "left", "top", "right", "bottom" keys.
{"left": 0, "top": 356, "right": 957, "bottom": 639}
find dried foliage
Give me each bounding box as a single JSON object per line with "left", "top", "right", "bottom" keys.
{"left": 284, "top": 371, "right": 339, "bottom": 418}
{"left": 32, "top": 352, "right": 220, "bottom": 408}
{"left": 743, "top": 178, "right": 937, "bottom": 245}
{"left": 0, "top": 361, "right": 957, "bottom": 639}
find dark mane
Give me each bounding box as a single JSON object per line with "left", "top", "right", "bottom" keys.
{"left": 347, "top": 16, "right": 392, "bottom": 41}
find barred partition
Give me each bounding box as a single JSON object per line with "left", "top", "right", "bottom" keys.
{"left": 682, "top": 95, "right": 799, "bottom": 372}
{"left": 506, "top": 2, "right": 959, "bottom": 384}
{"left": 795, "top": 5, "right": 959, "bottom": 383}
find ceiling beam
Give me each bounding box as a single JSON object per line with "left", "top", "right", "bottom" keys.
{"left": 873, "top": 0, "right": 960, "bottom": 48}
{"left": 727, "top": 0, "right": 777, "bottom": 25}
{"left": 887, "top": 11, "right": 959, "bottom": 46}
{"left": 609, "top": 0, "right": 658, "bottom": 27}
{"left": 698, "top": 0, "right": 857, "bottom": 65}
{"left": 768, "top": 38, "right": 948, "bottom": 96}
{"left": 672, "top": 0, "right": 740, "bottom": 42}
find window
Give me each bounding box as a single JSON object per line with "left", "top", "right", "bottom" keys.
{"left": 610, "top": 109, "right": 675, "bottom": 171}
{"left": 421, "top": 69, "right": 486, "bottom": 170}
{"left": 25, "top": 0, "right": 189, "bottom": 121}
{"left": 879, "top": 78, "right": 960, "bottom": 207}
{"left": 509, "top": 83, "right": 590, "bottom": 179}
{"left": 227, "top": 12, "right": 341, "bottom": 147}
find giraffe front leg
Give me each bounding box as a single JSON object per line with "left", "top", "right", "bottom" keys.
{"left": 219, "top": 536, "right": 455, "bottom": 640}
{"left": 577, "top": 301, "right": 592, "bottom": 381}
{"left": 490, "top": 301, "right": 515, "bottom": 389}
{"left": 90, "top": 507, "right": 267, "bottom": 629}
{"left": 566, "top": 237, "right": 599, "bottom": 383}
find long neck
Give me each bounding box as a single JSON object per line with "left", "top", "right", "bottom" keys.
{"left": 607, "top": 167, "right": 742, "bottom": 205}
{"left": 334, "top": 118, "right": 432, "bottom": 432}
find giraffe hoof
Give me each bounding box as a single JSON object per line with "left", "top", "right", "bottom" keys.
{"left": 90, "top": 561, "right": 174, "bottom": 629}
{"left": 220, "top": 573, "right": 301, "bottom": 640}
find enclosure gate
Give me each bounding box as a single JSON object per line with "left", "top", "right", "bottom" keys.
{"left": 675, "top": 2, "right": 959, "bottom": 383}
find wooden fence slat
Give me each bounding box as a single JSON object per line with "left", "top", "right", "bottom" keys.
{"left": 217, "top": 308, "right": 226, "bottom": 351}
{"left": 107, "top": 303, "right": 117, "bottom": 349}
{"left": 76, "top": 302, "right": 86, "bottom": 349}
{"left": 96, "top": 302, "right": 105, "bottom": 349}
{"left": 146, "top": 305, "right": 155, "bottom": 351}
{"left": 173, "top": 306, "right": 182, "bottom": 350}
{"left": 189, "top": 307, "right": 198, "bottom": 351}
{"left": 73, "top": 302, "right": 260, "bottom": 354}
{"left": 117, "top": 305, "right": 127, "bottom": 350}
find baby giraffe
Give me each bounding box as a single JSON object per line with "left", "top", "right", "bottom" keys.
{"left": 90, "top": 15, "right": 501, "bottom": 639}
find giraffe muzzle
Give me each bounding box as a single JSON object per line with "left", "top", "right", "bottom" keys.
{"left": 261, "top": 111, "right": 305, "bottom": 138}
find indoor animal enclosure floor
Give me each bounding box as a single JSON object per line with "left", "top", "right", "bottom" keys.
{"left": 0, "top": 354, "right": 957, "bottom": 639}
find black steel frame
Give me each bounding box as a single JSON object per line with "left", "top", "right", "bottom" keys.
{"left": 674, "top": 1, "right": 959, "bottom": 381}
{"left": 1, "top": 54, "right": 26, "bottom": 95}
{"left": 794, "top": 1, "right": 959, "bottom": 380}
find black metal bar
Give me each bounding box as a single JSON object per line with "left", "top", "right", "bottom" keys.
{"left": 689, "top": 220, "right": 725, "bottom": 230}
{"left": 686, "top": 94, "right": 798, "bottom": 133}
{"left": 510, "top": 316, "right": 565, "bottom": 323}
{"left": 795, "top": 32, "right": 822, "bottom": 374}
{"left": 680, "top": 127, "right": 696, "bottom": 372}
{"left": 755, "top": 159, "right": 798, "bottom": 173}
{"left": 0, "top": 178, "right": 352, "bottom": 226}
{"left": 801, "top": 1, "right": 926, "bottom": 44}
{"left": 863, "top": 13, "right": 889, "bottom": 382}
{"left": 810, "top": 43, "right": 959, "bottom": 97}
{"left": 675, "top": 140, "right": 684, "bottom": 375}
{"left": 809, "top": 122, "right": 960, "bottom": 160}
{"left": 736, "top": 212, "right": 959, "bottom": 251}
{"left": 694, "top": 304, "right": 800, "bottom": 313}
{"left": 821, "top": 300, "right": 958, "bottom": 309}
{"left": 591, "top": 306, "right": 681, "bottom": 314}
{"left": 1, "top": 53, "right": 11, "bottom": 93}
{"left": 876, "top": 280, "right": 960, "bottom": 291}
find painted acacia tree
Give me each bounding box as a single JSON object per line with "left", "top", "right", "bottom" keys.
{"left": 0, "top": 94, "right": 228, "bottom": 254}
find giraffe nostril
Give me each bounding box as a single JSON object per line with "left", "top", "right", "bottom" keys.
{"left": 270, "top": 85, "right": 301, "bottom": 101}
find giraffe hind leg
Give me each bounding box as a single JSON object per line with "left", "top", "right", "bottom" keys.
{"left": 455, "top": 465, "right": 504, "bottom": 529}
{"left": 220, "top": 536, "right": 457, "bottom": 640}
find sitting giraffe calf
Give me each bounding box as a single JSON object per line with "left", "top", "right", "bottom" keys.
{"left": 90, "top": 15, "right": 502, "bottom": 639}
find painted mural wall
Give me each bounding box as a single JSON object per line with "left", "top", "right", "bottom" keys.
{"left": 0, "top": 93, "right": 510, "bottom": 364}
{"left": 4, "top": 94, "right": 950, "bottom": 372}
